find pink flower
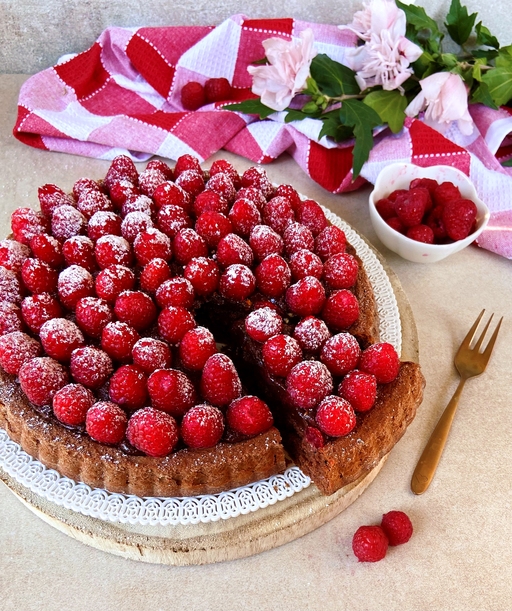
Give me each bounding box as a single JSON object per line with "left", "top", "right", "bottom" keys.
{"left": 247, "top": 29, "right": 316, "bottom": 112}
{"left": 342, "top": 0, "right": 422, "bottom": 91}
{"left": 405, "top": 72, "right": 474, "bottom": 135}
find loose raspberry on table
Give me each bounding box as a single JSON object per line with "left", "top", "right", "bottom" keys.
{"left": 283, "top": 221, "right": 315, "bottom": 256}
{"left": 88, "top": 211, "right": 122, "bottom": 241}
{"left": 75, "top": 296, "right": 113, "bottom": 338}
{"left": 120, "top": 211, "right": 154, "bottom": 243}
{"left": 216, "top": 232, "right": 254, "bottom": 268}
{"left": 86, "top": 401, "right": 128, "bottom": 445}
{"left": 320, "top": 332, "right": 361, "bottom": 377}
{"left": 127, "top": 407, "right": 179, "bottom": 456}
{"left": 155, "top": 277, "right": 195, "bottom": 309}
{"left": 0, "top": 301, "right": 24, "bottom": 336}
{"left": 321, "top": 289, "right": 360, "bottom": 331}
{"left": 40, "top": 318, "right": 85, "bottom": 362}
{"left": 249, "top": 224, "right": 284, "bottom": 261}
{"left": 181, "top": 404, "right": 225, "bottom": 449}
{"left": 195, "top": 211, "right": 233, "bottom": 247}
{"left": 101, "top": 321, "right": 140, "bottom": 362}
{"left": 262, "top": 334, "right": 303, "bottom": 378}
{"left": 226, "top": 395, "right": 274, "bottom": 436}
{"left": 21, "top": 294, "right": 63, "bottom": 333}
{"left": 352, "top": 525, "right": 389, "bottom": 562}
{"left": 178, "top": 326, "right": 217, "bottom": 371}
{"left": 158, "top": 305, "right": 196, "bottom": 344}
{"left": 175, "top": 170, "right": 205, "bottom": 198}
{"left": 183, "top": 256, "right": 220, "bottom": 297}
{"left": 286, "top": 360, "right": 333, "bottom": 410}
{"left": 288, "top": 249, "right": 324, "bottom": 281}
{"left": 52, "top": 383, "right": 95, "bottom": 426}
{"left": 95, "top": 235, "right": 133, "bottom": 269}
{"left": 244, "top": 306, "right": 283, "bottom": 343}
{"left": 338, "top": 369, "right": 377, "bottom": 412}
{"left": 296, "top": 199, "right": 328, "bottom": 236}
{"left": 262, "top": 196, "right": 295, "bottom": 235}
{"left": 314, "top": 225, "right": 347, "bottom": 261}
{"left": 200, "top": 353, "right": 242, "bottom": 407}
{"left": 147, "top": 368, "right": 197, "bottom": 416}
{"left": 21, "top": 258, "right": 58, "bottom": 294}
{"left": 173, "top": 228, "right": 208, "bottom": 265}
{"left": 132, "top": 337, "right": 172, "bottom": 373}
{"left": 381, "top": 510, "right": 413, "bottom": 546}
{"left": 95, "top": 265, "right": 135, "bottom": 303}
{"left": 157, "top": 204, "right": 192, "bottom": 239}
{"left": 30, "top": 234, "right": 65, "bottom": 268}
{"left": 11, "top": 207, "right": 50, "bottom": 246}
{"left": 205, "top": 77, "right": 232, "bottom": 103}
{"left": 406, "top": 224, "right": 435, "bottom": 244}
{"left": 70, "top": 346, "right": 114, "bottom": 389}
{"left": 0, "top": 239, "right": 30, "bottom": 273}
{"left": 285, "top": 276, "right": 326, "bottom": 317}
{"left": 77, "top": 189, "right": 114, "bottom": 219}
{"left": 293, "top": 316, "right": 331, "bottom": 353}
{"left": 181, "top": 81, "right": 206, "bottom": 110}
{"left": 254, "top": 254, "right": 291, "bottom": 298}
{"left": 359, "top": 342, "right": 400, "bottom": 384}
{"left": 0, "top": 332, "right": 42, "bottom": 375}
{"left": 210, "top": 159, "right": 241, "bottom": 189}
{"left": 442, "top": 198, "right": 477, "bottom": 241}
{"left": 37, "top": 183, "right": 74, "bottom": 217}
{"left": 228, "top": 197, "right": 262, "bottom": 236}
{"left": 153, "top": 182, "right": 190, "bottom": 211}
{"left": 0, "top": 267, "right": 22, "bottom": 304}
{"left": 219, "top": 264, "right": 256, "bottom": 301}
{"left": 133, "top": 227, "right": 172, "bottom": 265}
{"left": 114, "top": 290, "right": 157, "bottom": 332}
{"left": 323, "top": 252, "right": 359, "bottom": 289}
{"left": 18, "top": 356, "right": 69, "bottom": 407}
{"left": 139, "top": 258, "right": 171, "bottom": 294}
{"left": 51, "top": 205, "right": 87, "bottom": 241}
{"left": 108, "top": 364, "right": 148, "bottom": 411}
{"left": 315, "top": 395, "right": 356, "bottom": 437}
{"left": 174, "top": 154, "right": 202, "bottom": 178}
{"left": 62, "top": 236, "right": 97, "bottom": 272}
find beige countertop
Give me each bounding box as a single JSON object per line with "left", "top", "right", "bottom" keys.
{"left": 1, "top": 74, "right": 512, "bottom": 611}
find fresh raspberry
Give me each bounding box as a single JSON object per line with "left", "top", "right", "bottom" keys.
{"left": 0, "top": 332, "right": 42, "bottom": 375}
{"left": 226, "top": 395, "right": 274, "bottom": 436}
{"left": 133, "top": 227, "right": 172, "bottom": 265}
{"left": 94, "top": 235, "right": 133, "bottom": 269}
{"left": 132, "top": 337, "right": 172, "bottom": 373}
{"left": 386, "top": 216, "right": 405, "bottom": 233}
{"left": 21, "top": 294, "right": 63, "bottom": 333}
{"left": 425, "top": 205, "right": 447, "bottom": 240}
{"left": 155, "top": 277, "right": 195, "bottom": 309}
{"left": 236, "top": 187, "right": 267, "bottom": 211}
{"left": 410, "top": 177, "right": 438, "bottom": 195}
{"left": 138, "top": 167, "right": 167, "bottom": 198}
{"left": 175, "top": 170, "right": 205, "bottom": 198}
{"left": 153, "top": 182, "right": 190, "bottom": 211}
{"left": 158, "top": 306, "right": 196, "bottom": 344}
{"left": 183, "top": 256, "right": 220, "bottom": 297}
{"left": 147, "top": 368, "right": 197, "bottom": 416}
{"left": 181, "top": 404, "right": 225, "bottom": 449}
{"left": 108, "top": 364, "right": 148, "bottom": 410}
{"left": 375, "top": 197, "right": 396, "bottom": 220}
{"left": 86, "top": 401, "right": 127, "bottom": 445}
{"left": 174, "top": 154, "right": 202, "bottom": 178}
{"left": 114, "top": 290, "right": 157, "bottom": 331}
{"left": 219, "top": 264, "right": 256, "bottom": 301}
{"left": 88, "top": 211, "right": 122, "bottom": 241}
{"left": 0, "top": 239, "right": 30, "bottom": 273}
{"left": 209, "top": 159, "right": 241, "bottom": 189}
{"left": 315, "top": 395, "right": 356, "bottom": 437}
{"left": 262, "top": 196, "right": 295, "bottom": 235}
{"left": 288, "top": 249, "right": 324, "bottom": 281}
{"left": 0, "top": 301, "right": 24, "bottom": 335}
{"left": 228, "top": 198, "right": 262, "bottom": 237}
{"left": 254, "top": 254, "right": 291, "bottom": 298}
{"left": 178, "top": 326, "right": 217, "bottom": 371}
{"left": 18, "top": 356, "right": 69, "bottom": 407}
{"left": 262, "top": 334, "right": 303, "bottom": 377}
{"left": 406, "top": 224, "right": 435, "bottom": 244}
{"left": 173, "top": 228, "right": 208, "bottom": 265}
{"left": 200, "top": 353, "right": 242, "bottom": 407}
{"left": 293, "top": 316, "right": 331, "bottom": 353}
{"left": 205, "top": 77, "right": 232, "bottom": 103}
{"left": 320, "top": 332, "right": 361, "bottom": 377}
{"left": 314, "top": 225, "right": 347, "bottom": 261}
{"left": 433, "top": 181, "right": 461, "bottom": 207}
{"left": 181, "top": 81, "right": 206, "bottom": 110}
{"left": 442, "top": 198, "right": 477, "bottom": 241}
{"left": 73, "top": 177, "right": 104, "bottom": 200}
{"left": 38, "top": 183, "right": 74, "bottom": 217}
{"left": 240, "top": 167, "right": 274, "bottom": 199}
{"left": 52, "top": 383, "right": 95, "bottom": 426}
{"left": 381, "top": 510, "right": 413, "bottom": 545}
{"left": 40, "top": 318, "right": 85, "bottom": 362}
{"left": 0, "top": 267, "right": 22, "bottom": 304}
{"left": 352, "top": 525, "right": 389, "bottom": 562}
{"left": 104, "top": 155, "right": 138, "bottom": 189}
{"left": 286, "top": 360, "right": 333, "bottom": 410}
{"left": 205, "top": 172, "right": 236, "bottom": 205}
{"left": 195, "top": 211, "right": 233, "bottom": 247}
{"left": 304, "top": 425, "right": 325, "bottom": 449}
{"left": 157, "top": 204, "right": 192, "bottom": 238}
{"left": 323, "top": 252, "right": 359, "bottom": 289}
{"left": 139, "top": 258, "right": 171, "bottom": 294}
{"left": 120, "top": 211, "right": 154, "bottom": 243}
{"left": 107, "top": 179, "right": 140, "bottom": 209}
{"left": 395, "top": 189, "right": 429, "bottom": 228}
{"left": 51, "top": 204, "right": 87, "bottom": 241}
{"left": 216, "top": 233, "right": 254, "bottom": 268}
{"left": 274, "top": 184, "right": 302, "bottom": 212}
{"left": 285, "top": 276, "right": 326, "bottom": 317}
{"left": 21, "top": 258, "right": 58, "bottom": 294}
{"left": 359, "top": 342, "right": 400, "bottom": 384}
{"left": 296, "top": 199, "right": 328, "bottom": 236}
{"left": 146, "top": 159, "right": 173, "bottom": 180}
{"left": 121, "top": 194, "right": 155, "bottom": 218}
{"left": 62, "top": 236, "right": 97, "bottom": 272}
{"left": 245, "top": 307, "right": 283, "bottom": 343}
{"left": 339, "top": 369, "right": 377, "bottom": 412}
{"left": 321, "top": 289, "right": 360, "bottom": 331}
{"left": 11, "top": 207, "right": 50, "bottom": 246}
{"left": 77, "top": 189, "right": 114, "bottom": 219}
{"left": 127, "top": 407, "right": 179, "bottom": 456}
{"left": 387, "top": 188, "right": 408, "bottom": 202}
{"left": 249, "top": 224, "right": 284, "bottom": 261}
{"left": 283, "top": 222, "right": 315, "bottom": 256}
{"left": 95, "top": 265, "right": 135, "bottom": 303}
{"left": 70, "top": 346, "right": 113, "bottom": 389}
{"left": 101, "top": 321, "right": 140, "bottom": 362}
{"left": 75, "top": 297, "right": 113, "bottom": 338}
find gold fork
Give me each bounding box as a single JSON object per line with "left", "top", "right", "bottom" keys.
{"left": 411, "top": 310, "right": 503, "bottom": 495}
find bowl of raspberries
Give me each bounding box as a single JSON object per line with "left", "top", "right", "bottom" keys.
{"left": 369, "top": 163, "right": 490, "bottom": 263}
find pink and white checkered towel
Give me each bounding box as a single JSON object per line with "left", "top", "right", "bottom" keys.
{"left": 13, "top": 15, "right": 512, "bottom": 259}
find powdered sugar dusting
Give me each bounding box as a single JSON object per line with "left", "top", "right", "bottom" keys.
{"left": 0, "top": 239, "right": 30, "bottom": 272}
{"left": 51, "top": 204, "right": 87, "bottom": 240}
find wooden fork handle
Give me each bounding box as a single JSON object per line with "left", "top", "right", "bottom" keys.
{"left": 411, "top": 379, "right": 466, "bottom": 495}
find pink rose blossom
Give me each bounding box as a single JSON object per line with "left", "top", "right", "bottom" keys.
{"left": 247, "top": 29, "right": 316, "bottom": 112}
{"left": 405, "top": 72, "right": 474, "bottom": 135}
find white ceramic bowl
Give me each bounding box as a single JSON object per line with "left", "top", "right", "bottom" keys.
{"left": 369, "top": 163, "right": 490, "bottom": 263}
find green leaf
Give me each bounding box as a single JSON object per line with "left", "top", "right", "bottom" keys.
{"left": 363, "top": 90, "right": 407, "bottom": 133}
{"left": 496, "top": 45, "right": 512, "bottom": 69}
{"left": 310, "top": 54, "right": 360, "bottom": 97}
{"left": 223, "top": 99, "right": 276, "bottom": 119}
{"left": 396, "top": 1, "right": 441, "bottom": 36}
{"left": 339, "top": 99, "right": 382, "bottom": 179}
{"left": 471, "top": 58, "right": 488, "bottom": 82}
{"left": 318, "top": 114, "right": 354, "bottom": 142}
{"left": 481, "top": 66, "right": 512, "bottom": 106}
{"left": 471, "top": 82, "right": 499, "bottom": 109}
{"left": 475, "top": 22, "right": 500, "bottom": 49}
{"left": 444, "top": 0, "right": 477, "bottom": 45}
{"left": 472, "top": 49, "right": 500, "bottom": 61}
{"left": 501, "top": 158, "right": 512, "bottom": 167}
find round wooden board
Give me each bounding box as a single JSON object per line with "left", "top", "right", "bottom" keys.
{"left": 0, "top": 243, "right": 419, "bottom": 566}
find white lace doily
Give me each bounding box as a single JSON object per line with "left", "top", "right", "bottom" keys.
{"left": 0, "top": 210, "right": 401, "bottom": 526}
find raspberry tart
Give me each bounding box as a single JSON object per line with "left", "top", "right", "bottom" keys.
{"left": 0, "top": 156, "right": 424, "bottom": 498}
